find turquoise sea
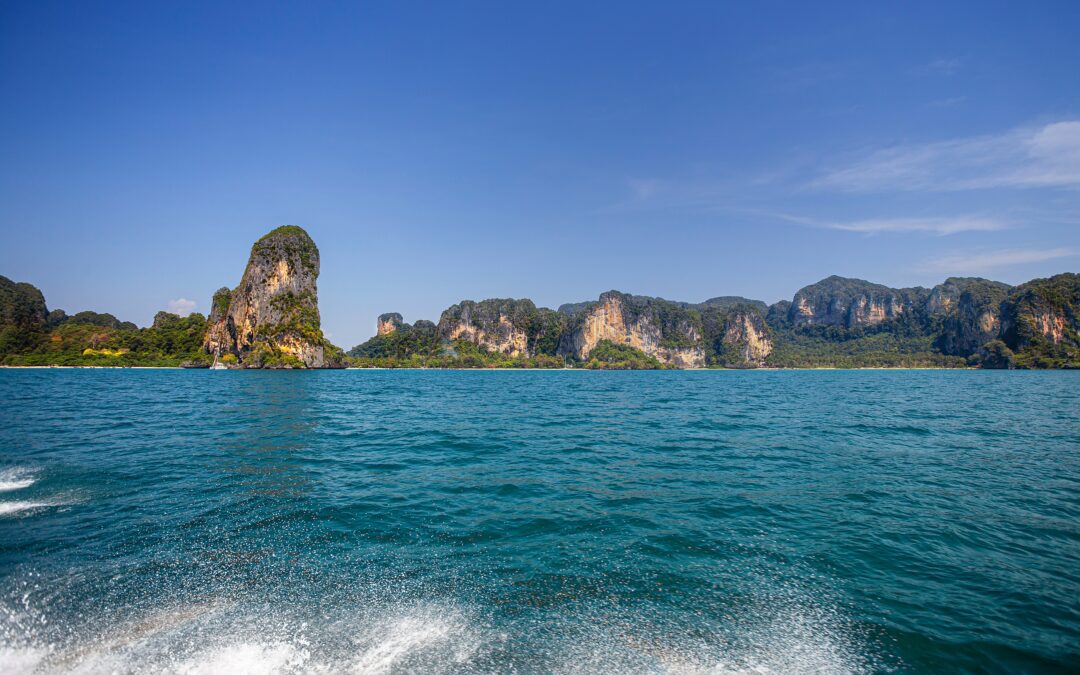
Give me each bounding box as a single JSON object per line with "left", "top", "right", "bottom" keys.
{"left": 0, "top": 369, "right": 1077, "bottom": 673}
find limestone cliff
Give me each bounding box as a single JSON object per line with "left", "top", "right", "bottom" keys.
{"left": 436, "top": 299, "right": 551, "bottom": 357}
{"left": 789, "top": 276, "right": 927, "bottom": 328}
{"left": 929, "top": 278, "right": 1012, "bottom": 356}
{"left": 202, "top": 225, "right": 344, "bottom": 368}
{"left": 557, "top": 291, "right": 705, "bottom": 368}
{"left": 1000, "top": 273, "right": 1079, "bottom": 365}
{"left": 377, "top": 313, "right": 403, "bottom": 336}
{"left": 721, "top": 309, "right": 773, "bottom": 367}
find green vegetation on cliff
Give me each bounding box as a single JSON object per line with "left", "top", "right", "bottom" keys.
{"left": 3, "top": 264, "right": 1077, "bottom": 369}
{"left": 252, "top": 225, "right": 319, "bottom": 275}
{"left": 583, "top": 340, "right": 664, "bottom": 370}
{"left": 348, "top": 337, "right": 565, "bottom": 369}
{"left": 1001, "top": 273, "right": 1080, "bottom": 368}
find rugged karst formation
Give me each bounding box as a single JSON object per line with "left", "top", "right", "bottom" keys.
{"left": 353, "top": 291, "right": 775, "bottom": 368}
{"left": 2, "top": 257, "right": 1076, "bottom": 368}
{"left": 348, "top": 272, "right": 1079, "bottom": 368}
{"left": 929, "top": 278, "right": 1012, "bottom": 356}
{"left": 557, "top": 291, "right": 705, "bottom": 368}
{"left": 721, "top": 310, "right": 773, "bottom": 366}
{"left": 789, "top": 276, "right": 922, "bottom": 328}
{"left": 203, "top": 225, "right": 344, "bottom": 368}
{"left": 376, "top": 313, "right": 404, "bottom": 336}
{"left": 436, "top": 299, "right": 559, "bottom": 358}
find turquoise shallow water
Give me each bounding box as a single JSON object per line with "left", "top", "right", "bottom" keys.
{"left": 0, "top": 370, "right": 1077, "bottom": 673}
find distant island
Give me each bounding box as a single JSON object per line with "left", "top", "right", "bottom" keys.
{"left": 1, "top": 226, "right": 1077, "bottom": 369}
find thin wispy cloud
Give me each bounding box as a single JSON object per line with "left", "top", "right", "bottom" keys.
{"left": 919, "top": 247, "right": 1075, "bottom": 274}
{"left": 812, "top": 120, "right": 1080, "bottom": 192}
{"left": 767, "top": 212, "right": 1007, "bottom": 236}
{"left": 828, "top": 216, "right": 1006, "bottom": 235}
{"left": 168, "top": 298, "right": 196, "bottom": 316}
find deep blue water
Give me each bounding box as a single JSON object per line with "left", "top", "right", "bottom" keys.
{"left": 0, "top": 369, "right": 1078, "bottom": 673}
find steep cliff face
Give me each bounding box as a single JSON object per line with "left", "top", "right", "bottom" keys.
{"left": 202, "top": 226, "right": 344, "bottom": 368}
{"left": 930, "top": 278, "right": 1012, "bottom": 356}
{"left": 377, "top": 313, "right": 403, "bottom": 336}
{"left": 789, "top": 276, "right": 926, "bottom": 328}
{"left": 437, "top": 299, "right": 537, "bottom": 357}
{"left": 721, "top": 309, "right": 773, "bottom": 366}
{"left": 558, "top": 291, "right": 705, "bottom": 368}
{"left": 1000, "top": 273, "right": 1080, "bottom": 365}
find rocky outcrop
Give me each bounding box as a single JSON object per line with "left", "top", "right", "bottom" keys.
{"left": 789, "top": 276, "right": 927, "bottom": 328}
{"left": 202, "top": 225, "right": 344, "bottom": 368}
{"left": 721, "top": 309, "right": 773, "bottom": 366}
{"left": 377, "top": 313, "right": 403, "bottom": 336}
{"left": 557, "top": 291, "right": 705, "bottom": 368}
{"left": 930, "top": 278, "right": 1012, "bottom": 356}
{"left": 1000, "top": 273, "right": 1079, "bottom": 355}
{"left": 345, "top": 273, "right": 1078, "bottom": 369}
{"left": 437, "top": 299, "right": 534, "bottom": 357}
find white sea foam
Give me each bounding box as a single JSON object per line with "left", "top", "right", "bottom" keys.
{"left": 0, "top": 583, "right": 870, "bottom": 674}
{"left": 0, "top": 501, "right": 59, "bottom": 516}
{"left": 174, "top": 642, "right": 308, "bottom": 675}
{"left": 0, "top": 468, "right": 35, "bottom": 492}
{"left": 0, "top": 646, "right": 48, "bottom": 675}
{"left": 350, "top": 608, "right": 480, "bottom": 673}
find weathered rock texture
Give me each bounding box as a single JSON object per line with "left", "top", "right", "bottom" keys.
{"left": 557, "top": 291, "right": 705, "bottom": 367}
{"left": 377, "top": 313, "right": 403, "bottom": 336}
{"left": 203, "top": 226, "right": 344, "bottom": 368}
{"left": 930, "top": 278, "right": 1012, "bottom": 356}
{"left": 346, "top": 273, "right": 1078, "bottom": 369}
{"left": 789, "top": 276, "right": 926, "bottom": 328}
{"left": 1001, "top": 273, "right": 1080, "bottom": 354}
{"left": 438, "top": 299, "right": 535, "bottom": 357}
{"left": 721, "top": 309, "right": 773, "bottom": 366}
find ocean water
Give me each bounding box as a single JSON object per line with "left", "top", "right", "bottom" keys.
{"left": 0, "top": 370, "right": 1077, "bottom": 674}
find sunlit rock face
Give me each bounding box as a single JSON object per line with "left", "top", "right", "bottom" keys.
{"left": 558, "top": 291, "right": 706, "bottom": 368}
{"left": 437, "top": 299, "right": 537, "bottom": 357}
{"left": 722, "top": 309, "right": 773, "bottom": 367}
{"left": 377, "top": 313, "right": 403, "bottom": 336}
{"left": 202, "top": 226, "right": 344, "bottom": 368}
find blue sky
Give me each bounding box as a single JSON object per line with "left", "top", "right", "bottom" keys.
{"left": 1, "top": 1, "right": 1078, "bottom": 347}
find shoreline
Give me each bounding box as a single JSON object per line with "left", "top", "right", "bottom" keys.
{"left": 0, "top": 365, "right": 1002, "bottom": 371}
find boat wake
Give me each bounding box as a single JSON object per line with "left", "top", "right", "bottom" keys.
{"left": 0, "top": 586, "right": 874, "bottom": 674}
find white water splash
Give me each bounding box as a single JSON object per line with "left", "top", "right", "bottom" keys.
{"left": 350, "top": 608, "right": 481, "bottom": 673}
{"left": 0, "top": 468, "right": 35, "bottom": 492}
{"left": 0, "top": 646, "right": 48, "bottom": 675}
{"left": 0, "top": 501, "right": 61, "bottom": 517}
{"left": 174, "top": 642, "right": 308, "bottom": 675}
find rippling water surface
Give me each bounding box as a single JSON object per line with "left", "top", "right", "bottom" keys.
{"left": 0, "top": 369, "right": 1077, "bottom": 673}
